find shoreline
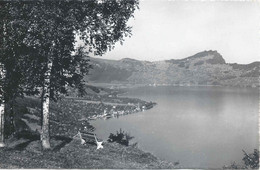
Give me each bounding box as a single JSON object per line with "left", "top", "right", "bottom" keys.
{"left": 0, "top": 96, "right": 175, "bottom": 169}
{"left": 66, "top": 96, "right": 156, "bottom": 121}
{"left": 89, "top": 82, "right": 259, "bottom": 89}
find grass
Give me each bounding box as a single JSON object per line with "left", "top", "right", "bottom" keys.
{"left": 0, "top": 132, "right": 174, "bottom": 169}
{"left": 11, "top": 96, "right": 155, "bottom": 138}
{"left": 0, "top": 96, "right": 174, "bottom": 169}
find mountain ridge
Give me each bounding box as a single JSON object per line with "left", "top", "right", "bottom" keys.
{"left": 86, "top": 50, "right": 259, "bottom": 87}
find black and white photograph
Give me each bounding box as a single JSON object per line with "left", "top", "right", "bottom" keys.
{"left": 0, "top": 0, "right": 259, "bottom": 169}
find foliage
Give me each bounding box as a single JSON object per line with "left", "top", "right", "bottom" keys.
{"left": 223, "top": 149, "right": 259, "bottom": 169}
{"left": 0, "top": 0, "right": 139, "bottom": 143}
{"left": 108, "top": 128, "right": 135, "bottom": 146}
{"left": 0, "top": 0, "right": 139, "bottom": 101}
{"left": 223, "top": 161, "right": 245, "bottom": 169}
{"left": 242, "top": 149, "right": 259, "bottom": 169}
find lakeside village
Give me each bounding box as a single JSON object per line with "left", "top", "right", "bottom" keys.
{"left": 66, "top": 85, "right": 156, "bottom": 121}
{"left": 77, "top": 99, "right": 156, "bottom": 121}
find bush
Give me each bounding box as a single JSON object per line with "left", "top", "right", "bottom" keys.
{"left": 108, "top": 129, "right": 134, "bottom": 146}
{"left": 223, "top": 149, "right": 259, "bottom": 169}
{"left": 242, "top": 149, "right": 259, "bottom": 169}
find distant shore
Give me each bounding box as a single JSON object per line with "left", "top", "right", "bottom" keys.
{"left": 89, "top": 82, "right": 258, "bottom": 90}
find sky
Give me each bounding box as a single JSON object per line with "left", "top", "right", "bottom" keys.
{"left": 94, "top": 0, "right": 260, "bottom": 64}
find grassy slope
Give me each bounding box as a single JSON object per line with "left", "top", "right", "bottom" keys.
{"left": 0, "top": 138, "right": 174, "bottom": 169}
{"left": 0, "top": 97, "right": 174, "bottom": 169}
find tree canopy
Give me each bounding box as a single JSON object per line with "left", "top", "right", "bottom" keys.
{"left": 0, "top": 0, "right": 139, "bottom": 101}
{"left": 0, "top": 0, "right": 139, "bottom": 148}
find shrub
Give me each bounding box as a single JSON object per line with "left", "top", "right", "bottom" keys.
{"left": 108, "top": 128, "right": 134, "bottom": 146}
{"left": 242, "top": 149, "right": 259, "bottom": 169}
{"left": 223, "top": 149, "right": 259, "bottom": 169}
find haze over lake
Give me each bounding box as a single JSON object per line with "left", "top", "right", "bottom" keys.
{"left": 92, "top": 86, "right": 259, "bottom": 168}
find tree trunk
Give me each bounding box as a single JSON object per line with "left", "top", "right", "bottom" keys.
{"left": 0, "top": 65, "right": 5, "bottom": 147}
{"left": 40, "top": 60, "right": 53, "bottom": 150}
{"left": 0, "top": 102, "right": 4, "bottom": 147}
{"left": 10, "top": 100, "right": 15, "bottom": 134}
{"left": 0, "top": 22, "right": 6, "bottom": 147}
{"left": 7, "top": 99, "right": 15, "bottom": 136}
{"left": 0, "top": 105, "right": 4, "bottom": 147}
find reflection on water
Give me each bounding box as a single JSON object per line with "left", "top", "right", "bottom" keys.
{"left": 91, "top": 86, "right": 259, "bottom": 168}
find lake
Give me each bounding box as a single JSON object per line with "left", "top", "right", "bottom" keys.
{"left": 91, "top": 86, "right": 259, "bottom": 169}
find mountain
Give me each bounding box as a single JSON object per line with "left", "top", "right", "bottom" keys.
{"left": 86, "top": 50, "right": 259, "bottom": 87}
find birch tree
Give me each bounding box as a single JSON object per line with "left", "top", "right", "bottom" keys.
{"left": 0, "top": 64, "right": 5, "bottom": 147}
{"left": 0, "top": 4, "right": 5, "bottom": 146}
{"left": 0, "top": 0, "right": 139, "bottom": 149}
{"left": 0, "top": 2, "right": 36, "bottom": 144}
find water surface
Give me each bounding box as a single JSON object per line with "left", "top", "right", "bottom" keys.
{"left": 91, "top": 86, "right": 259, "bottom": 168}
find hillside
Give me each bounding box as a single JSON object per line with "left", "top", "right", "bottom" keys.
{"left": 86, "top": 50, "right": 259, "bottom": 87}
{"left": 0, "top": 97, "right": 172, "bottom": 169}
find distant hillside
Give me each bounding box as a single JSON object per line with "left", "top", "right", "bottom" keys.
{"left": 86, "top": 50, "right": 259, "bottom": 87}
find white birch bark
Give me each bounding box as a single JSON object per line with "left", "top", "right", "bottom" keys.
{"left": 41, "top": 60, "right": 52, "bottom": 149}
{"left": 0, "top": 22, "right": 6, "bottom": 147}
{"left": 0, "top": 65, "right": 5, "bottom": 147}
{"left": 41, "top": 40, "right": 56, "bottom": 149}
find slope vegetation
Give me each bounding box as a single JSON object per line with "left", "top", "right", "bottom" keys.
{"left": 87, "top": 50, "right": 259, "bottom": 87}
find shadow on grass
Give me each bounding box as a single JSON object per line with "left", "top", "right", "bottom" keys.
{"left": 85, "top": 141, "right": 96, "bottom": 145}
{"left": 16, "top": 131, "right": 40, "bottom": 140}
{"left": 9, "top": 131, "right": 73, "bottom": 152}
{"left": 11, "top": 131, "right": 40, "bottom": 151}
{"left": 14, "top": 140, "right": 34, "bottom": 151}
{"left": 52, "top": 136, "right": 72, "bottom": 152}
